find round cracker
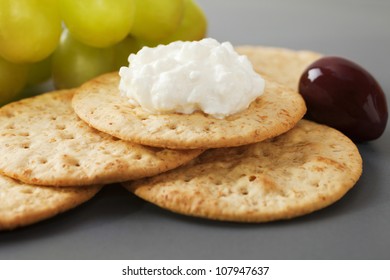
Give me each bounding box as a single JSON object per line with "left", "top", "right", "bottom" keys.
{"left": 0, "top": 90, "right": 202, "bottom": 186}
{"left": 235, "top": 46, "right": 322, "bottom": 91}
{"left": 0, "top": 174, "right": 102, "bottom": 230}
{"left": 123, "top": 120, "right": 362, "bottom": 222}
{"left": 72, "top": 72, "right": 306, "bottom": 149}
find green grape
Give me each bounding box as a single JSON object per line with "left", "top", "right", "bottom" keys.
{"left": 112, "top": 36, "right": 142, "bottom": 70}
{"left": 0, "top": 57, "right": 28, "bottom": 106}
{"left": 136, "top": 38, "right": 160, "bottom": 48}
{"left": 60, "top": 0, "right": 136, "bottom": 48}
{"left": 161, "top": 0, "right": 207, "bottom": 44}
{"left": 26, "top": 55, "right": 52, "bottom": 86}
{"left": 52, "top": 30, "right": 115, "bottom": 89}
{"left": 130, "top": 0, "right": 184, "bottom": 42}
{"left": 0, "top": 0, "right": 61, "bottom": 63}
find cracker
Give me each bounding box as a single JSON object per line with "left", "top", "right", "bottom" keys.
{"left": 0, "top": 90, "right": 202, "bottom": 186}
{"left": 72, "top": 72, "right": 306, "bottom": 149}
{"left": 0, "top": 174, "right": 102, "bottom": 230}
{"left": 235, "top": 46, "right": 322, "bottom": 90}
{"left": 124, "top": 120, "right": 362, "bottom": 222}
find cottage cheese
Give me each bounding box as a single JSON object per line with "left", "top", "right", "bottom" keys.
{"left": 119, "top": 38, "right": 265, "bottom": 119}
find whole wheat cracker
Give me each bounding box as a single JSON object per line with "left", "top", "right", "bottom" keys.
{"left": 123, "top": 120, "right": 362, "bottom": 222}
{"left": 72, "top": 72, "right": 306, "bottom": 149}
{"left": 0, "top": 90, "right": 202, "bottom": 186}
{"left": 0, "top": 174, "right": 102, "bottom": 230}
{"left": 235, "top": 46, "right": 322, "bottom": 91}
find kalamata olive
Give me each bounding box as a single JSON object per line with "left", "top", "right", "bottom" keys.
{"left": 299, "top": 56, "right": 388, "bottom": 142}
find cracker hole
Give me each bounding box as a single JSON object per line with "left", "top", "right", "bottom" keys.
{"left": 19, "top": 132, "right": 30, "bottom": 137}
{"left": 51, "top": 116, "right": 57, "bottom": 121}
{"left": 248, "top": 175, "right": 257, "bottom": 182}
{"left": 330, "top": 144, "right": 343, "bottom": 153}
{"left": 21, "top": 188, "right": 34, "bottom": 194}
{"left": 133, "top": 154, "right": 142, "bottom": 160}
{"left": 240, "top": 188, "right": 249, "bottom": 195}
{"left": 292, "top": 190, "right": 304, "bottom": 198}
{"left": 4, "top": 110, "right": 16, "bottom": 118}
{"left": 39, "top": 158, "right": 48, "bottom": 164}
{"left": 5, "top": 124, "right": 15, "bottom": 129}
{"left": 168, "top": 124, "right": 177, "bottom": 130}
{"left": 56, "top": 124, "right": 66, "bottom": 130}
{"left": 262, "top": 151, "right": 271, "bottom": 157}
{"left": 59, "top": 132, "right": 75, "bottom": 140}
{"left": 21, "top": 143, "right": 30, "bottom": 149}
{"left": 312, "top": 181, "right": 320, "bottom": 188}
{"left": 279, "top": 191, "right": 288, "bottom": 198}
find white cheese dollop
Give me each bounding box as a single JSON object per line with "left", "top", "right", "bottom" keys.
{"left": 119, "top": 38, "right": 265, "bottom": 119}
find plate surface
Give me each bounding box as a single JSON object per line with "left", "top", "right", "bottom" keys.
{"left": 1, "top": 0, "right": 389, "bottom": 259}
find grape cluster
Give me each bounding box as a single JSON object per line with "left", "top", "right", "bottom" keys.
{"left": 0, "top": 0, "right": 207, "bottom": 106}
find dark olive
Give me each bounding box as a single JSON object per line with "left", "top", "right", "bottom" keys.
{"left": 299, "top": 56, "right": 388, "bottom": 142}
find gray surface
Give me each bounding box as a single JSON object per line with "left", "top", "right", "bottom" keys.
{"left": 1, "top": 0, "right": 389, "bottom": 259}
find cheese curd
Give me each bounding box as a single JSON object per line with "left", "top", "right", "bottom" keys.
{"left": 119, "top": 38, "right": 265, "bottom": 119}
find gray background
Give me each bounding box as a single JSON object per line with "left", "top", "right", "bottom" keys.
{"left": 1, "top": 0, "right": 389, "bottom": 259}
